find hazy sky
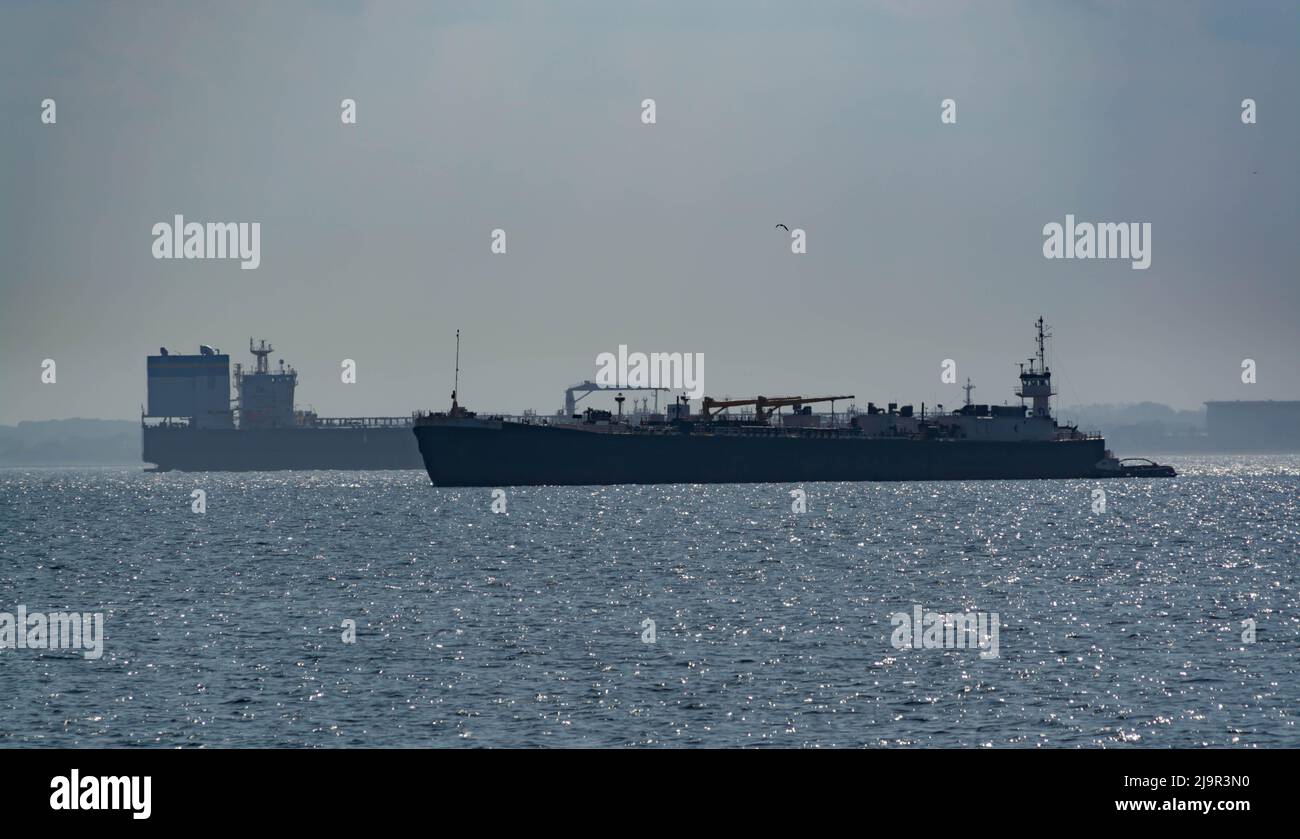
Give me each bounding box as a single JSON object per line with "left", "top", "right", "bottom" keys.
{"left": 2, "top": 0, "right": 1297, "bottom": 424}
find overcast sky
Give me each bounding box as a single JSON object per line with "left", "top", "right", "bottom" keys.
{"left": 2, "top": 0, "right": 1297, "bottom": 424}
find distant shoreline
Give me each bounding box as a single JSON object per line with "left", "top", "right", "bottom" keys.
{"left": 0, "top": 419, "right": 140, "bottom": 467}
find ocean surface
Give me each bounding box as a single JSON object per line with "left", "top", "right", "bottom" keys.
{"left": 1, "top": 455, "right": 1297, "bottom": 748}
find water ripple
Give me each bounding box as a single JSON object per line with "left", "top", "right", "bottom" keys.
{"left": 0, "top": 455, "right": 1296, "bottom": 747}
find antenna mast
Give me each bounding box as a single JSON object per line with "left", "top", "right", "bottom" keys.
{"left": 451, "top": 329, "right": 461, "bottom": 407}
{"left": 250, "top": 338, "right": 273, "bottom": 375}
{"left": 1034, "top": 316, "right": 1052, "bottom": 372}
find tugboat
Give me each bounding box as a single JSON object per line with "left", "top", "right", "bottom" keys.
{"left": 1096, "top": 456, "right": 1178, "bottom": 478}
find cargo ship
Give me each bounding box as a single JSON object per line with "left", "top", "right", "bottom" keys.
{"left": 413, "top": 319, "right": 1175, "bottom": 486}
{"left": 142, "top": 340, "right": 422, "bottom": 471}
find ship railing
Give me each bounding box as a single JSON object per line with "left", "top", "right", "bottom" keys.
{"left": 480, "top": 414, "right": 687, "bottom": 432}
{"left": 1056, "top": 428, "right": 1104, "bottom": 441}
{"left": 141, "top": 416, "right": 193, "bottom": 429}
{"left": 412, "top": 410, "right": 860, "bottom": 428}
{"left": 306, "top": 416, "right": 414, "bottom": 428}
{"left": 495, "top": 414, "right": 601, "bottom": 426}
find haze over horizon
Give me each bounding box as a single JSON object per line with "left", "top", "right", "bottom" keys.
{"left": 3, "top": 1, "right": 1297, "bottom": 424}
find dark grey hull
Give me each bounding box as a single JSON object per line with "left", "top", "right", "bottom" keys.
{"left": 414, "top": 420, "right": 1113, "bottom": 486}
{"left": 143, "top": 426, "right": 422, "bottom": 471}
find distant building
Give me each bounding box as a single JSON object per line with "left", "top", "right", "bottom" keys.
{"left": 1205, "top": 401, "right": 1300, "bottom": 451}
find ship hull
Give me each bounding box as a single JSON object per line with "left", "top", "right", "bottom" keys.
{"left": 143, "top": 426, "right": 422, "bottom": 471}
{"left": 414, "top": 420, "right": 1112, "bottom": 486}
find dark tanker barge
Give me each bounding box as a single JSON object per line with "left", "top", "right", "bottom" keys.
{"left": 413, "top": 319, "right": 1176, "bottom": 486}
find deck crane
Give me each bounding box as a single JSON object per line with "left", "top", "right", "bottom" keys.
{"left": 700, "top": 394, "right": 855, "bottom": 425}
{"left": 564, "top": 380, "right": 669, "bottom": 417}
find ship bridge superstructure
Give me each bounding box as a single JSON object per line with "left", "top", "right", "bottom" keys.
{"left": 1016, "top": 316, "right": 1057, "bottom": 419}
{"left": 235, "top": 338, "right": 298, "bottom": 428}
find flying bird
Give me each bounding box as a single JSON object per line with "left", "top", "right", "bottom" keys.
{"left": 775, "top": 224, "right": 789, "bottom": 231}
